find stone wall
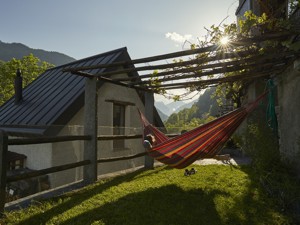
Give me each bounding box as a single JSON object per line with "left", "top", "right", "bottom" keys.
{"left": 276, "top": 58, "right": 300, "bottom": 174}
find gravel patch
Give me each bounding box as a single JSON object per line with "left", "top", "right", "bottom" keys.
{"left": 194, "top": 156, "right": 252, "bottom": 166}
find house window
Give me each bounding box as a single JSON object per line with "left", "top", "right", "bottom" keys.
{"left": 9, "top": 160, "right": 24, "bottom": 170}
{"left": 7, "top": 151, "right": 26, "bottom": 171}
{"left": 113, "top": 103, "right": 126, "bottom": 149}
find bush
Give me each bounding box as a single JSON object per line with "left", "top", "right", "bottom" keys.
{"left": 234, "top": 120, "right": 300, "bottom": 223}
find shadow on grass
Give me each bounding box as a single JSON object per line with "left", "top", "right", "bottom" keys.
{"left": 10, "top": 165, "right": 290, "bottom": 225}
{"left": 231, "top": 165, "right": 292, "bottom": 224}
{"left": 13, "top": 167, "right": 157, "bottom": 225}
{"left": 59, "top": 185, "right": 225, "bottom": 225}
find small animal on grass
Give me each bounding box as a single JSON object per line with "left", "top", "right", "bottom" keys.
{"left": 213, "top": 154, "right": 231, "bottom": 164}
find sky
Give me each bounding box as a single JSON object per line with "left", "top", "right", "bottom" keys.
{"left": 0, "top": 0, "right": 239, "bottom": 103}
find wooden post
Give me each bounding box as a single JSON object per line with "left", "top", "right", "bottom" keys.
{"left": 144, "top": 92, "right": 155, "bottom": 169}
{"left": 0, "top": 130, "right": 8, "bottom": 215}
{"left": 83, "top": 77, "right": 98, "bottom": 184}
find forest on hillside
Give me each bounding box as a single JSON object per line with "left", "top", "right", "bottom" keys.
{"left": 164, "top": 87, "right": 223, "bottom": 133}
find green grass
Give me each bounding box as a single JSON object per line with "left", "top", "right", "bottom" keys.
{"left": 1, "top": 165, "right": 292, "bottom": 225}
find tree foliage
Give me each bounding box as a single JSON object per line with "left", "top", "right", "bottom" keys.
{"left": 0, "top": 54, "right": 54, "bottom": 105}
{"left": 163, "top": 2, "right": 300, "bottom": 130}
{"left": 165, "top": 87, "right": 219, "bottom": 133}
{"left": 154, "top": 1, "right": 299, "bottom": 106}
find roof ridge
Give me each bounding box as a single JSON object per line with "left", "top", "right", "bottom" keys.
{"left": 47, "top": 47, "right": 128, "bottom": 71}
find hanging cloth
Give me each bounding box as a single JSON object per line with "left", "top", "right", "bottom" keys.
{"left": 139, "top": 92, "right": 267, "bottom": 169}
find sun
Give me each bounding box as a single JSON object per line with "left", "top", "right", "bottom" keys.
{"left": 220, "top": 36, "right": 230, "bottom": 45}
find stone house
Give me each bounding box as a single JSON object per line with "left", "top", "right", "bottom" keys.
{"left": 0, "top": 47, "right": 164, "bottom": 190}
{"left": 236, "top": 0, "right": 300, "bottom": 174}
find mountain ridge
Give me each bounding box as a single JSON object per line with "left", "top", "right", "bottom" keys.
{"left": 0, "top": 40, "right": 76, "bottom": 66}
{"left": 155, "top": 100, "right": 196, "bottom": 117}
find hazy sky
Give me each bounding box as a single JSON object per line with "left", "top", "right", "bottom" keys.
{"left": 1, "top": 0, "right": 239, "bottom": 103}
{"left": 1, "top": 0, "right": 239, "bottom": 60}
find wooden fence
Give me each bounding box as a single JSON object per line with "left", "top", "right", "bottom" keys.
{"left": 0, "top": 131, "right": 168, "bottom": 214}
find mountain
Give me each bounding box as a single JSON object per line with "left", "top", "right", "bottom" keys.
{"left": 156, "top": 108, "right": 168, "bottom": 122}
{"left": 155, "top": 99, "right": 197, "bottom": 117}
{"left": 155, "top": 101, "right": 172, "bottom": 116}
{"left": 195, "top": 87, "right": 220, "bottom": 117}
{"left": 0, "top": 41, "right": 76, "bottom": 66}
{"left": 175, "top": 99, "right": 198, "bottom": 113}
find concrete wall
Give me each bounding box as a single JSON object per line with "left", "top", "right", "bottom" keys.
{"left": 276, "top": 59, "right": 300, "bottom": 173}
{"left": 49, "top": 72, "right": 146, "bottom": 187}
{"left": 51, "top": 108, "right": 84, "bottom": 187}
{"left": 9, "top": 143, "right": 52, "bottom": 170}
{"left": 96, "top": 73, "right": 145, "bottom": 175}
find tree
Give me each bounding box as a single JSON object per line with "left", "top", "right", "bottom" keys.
{"left": 193, "top": 7, "right": 298, "bottom": 108}
{"left": 164, "top": 89, "right": 218, "bottom": 133}
{"left": 154, "top": 2, "right": 299, "bottom": 105}
{"left": 0, "top": 54, "right": 54, "bottom": 105}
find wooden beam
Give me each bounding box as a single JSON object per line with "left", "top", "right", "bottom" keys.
{"left": 133, "top": 58, "right": 288, "bottom": 86}
{"left": 97, "top": 152, "right": 147, "bottom": 163}
{"left": 144, "top": 92, "right": 155, "bottom": 169}
{"left": 88, "top": 51, "right": 250, "bottom": 77}
{"left": 154, "top": 69, "right": 282, "bottom": 90}
{"left": 70, "top": 71, "right": 94, "bottom": 78}
{"left": 96, "top": 76, "right": 154, "bottom": 93}
{"left": 8, "top": 135, "right": 91, "bottom": 145}
{"left": 63, "top": 32, "right": 294, "bottom": 74}
{"left": 83, "top": 77, "right": 98, "bottom": 184}
{"left": 108, "top": 50, "right": 256, "bottom": 80}
{"left": 7, "top": 160, "right": 90, "bottom": 183}
{"left": 97, "top": 134, "right": 142, "bottom": 140}
{"left": 112, "top": 53, "right": 294, "bottom": 84}
{"left": 71, "top": 71, "right": 152, "bottom": 93}
{"left": 63, "top": 45, "right": 218, "bottom": 72}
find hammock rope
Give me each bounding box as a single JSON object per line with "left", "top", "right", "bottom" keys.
{"left": 139, "top": 91, "right": 268, "bottom": 169}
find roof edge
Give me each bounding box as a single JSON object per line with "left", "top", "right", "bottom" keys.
{"left": 46, "top": 47, "right": 128, "bottom": 71}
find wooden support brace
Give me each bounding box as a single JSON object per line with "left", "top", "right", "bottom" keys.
{"left": 144, "top": 92, "right": 155, "bottom": 169}
{"left": 83, "top": 77, "right": 98, "bottom": 184}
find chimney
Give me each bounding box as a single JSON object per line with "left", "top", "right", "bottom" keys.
{"left": 14, "top": 69, "right": 23, "bottom": 104}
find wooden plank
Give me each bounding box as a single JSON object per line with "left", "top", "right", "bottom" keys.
{"left": 8, "top": 135, "right": 91, "bottom": 145}
{"left": 63, "top": 45, "right": 218, "bottom": 72}
{"left": 83, "top": 77, "right": 98, "bottom": 184}
{"left": 63, "top": 31, "right": 293, "bottom": 74}
{"left": 97, "top": 134, "right": 142, "bottom": 140}
{"left": 71, "top": 71, "right": 152, "bottom": 92}
{"left": 159, "top": 68, "right": 282, "bottom": 90}
{"left": 144, "top": 92, "right": 155, "bottom": 169}
{"left": 97, "top": 152, "right": 147, "bottom": 163}
{"left": 7, "top": 160, "right": 90, "bottom": 183}
{"left": 113, "top": 51, "right": 295, "bottom": 82}
{"left": 136, "top": 59, "right": 288, "bottom": 87}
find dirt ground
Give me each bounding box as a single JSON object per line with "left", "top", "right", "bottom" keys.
{"left": 193, "top": 147, "right": 252, "bottom": 166}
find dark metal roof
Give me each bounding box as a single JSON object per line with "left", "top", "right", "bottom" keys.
{"left": 0, "top": 47, "right": 129, "bottom": 135}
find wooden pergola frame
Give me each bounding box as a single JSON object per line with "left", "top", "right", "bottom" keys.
{"left": 64, "top": 32, "right": 299, "bottom": 94}
{"left": 62, "top": 32, "right": 300, "bottom": 171}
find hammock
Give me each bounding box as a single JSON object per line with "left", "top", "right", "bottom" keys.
{"left": 139, "top": 92, "right": 267, "bottom": 169}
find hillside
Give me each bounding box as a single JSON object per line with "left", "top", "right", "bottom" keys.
{"left": 155, "top": 99, "right": 197, "bottom": 117}
{"left": 0, "top": 41, "right": 75, "bottom": 66}
{"left": 156, "top": 108, "right": 168, "bottom": 122}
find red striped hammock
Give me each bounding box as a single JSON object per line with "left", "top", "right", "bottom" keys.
{"left": 139, "top": 92, "right": 267, "bottom": 169}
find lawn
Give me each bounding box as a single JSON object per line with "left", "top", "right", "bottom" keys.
{"left": 1, "top": 164, "right": 291, "bottom": 225}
